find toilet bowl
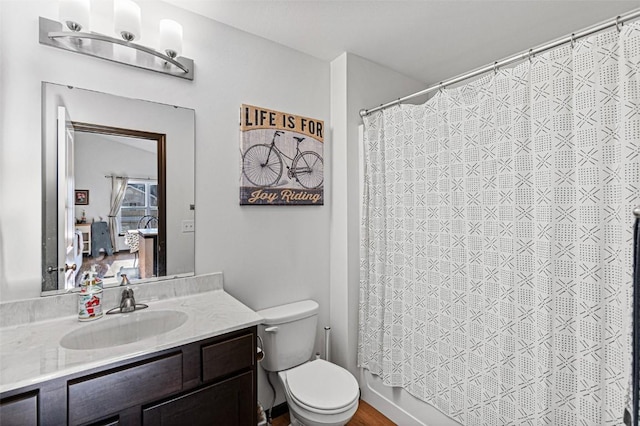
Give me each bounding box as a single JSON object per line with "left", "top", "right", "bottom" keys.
{"left": 257, "top": 300, "right": 360, "bottom": 426}
{"left": 278, "top": 359, "right": 359, "bottom": 426}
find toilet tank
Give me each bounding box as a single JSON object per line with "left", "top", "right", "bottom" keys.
{"left": 257, "top": 300, "right": 319, "bottom": 372}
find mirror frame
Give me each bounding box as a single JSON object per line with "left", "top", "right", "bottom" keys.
{"left": 41, "top": 82, "right": 195, "bottom": 295}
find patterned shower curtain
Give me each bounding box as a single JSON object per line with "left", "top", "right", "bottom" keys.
{"left": 359, "top": 22, "right": 640, "bottom": 426}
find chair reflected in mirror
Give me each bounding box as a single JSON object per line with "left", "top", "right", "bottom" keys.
{"left": 124, "top": 215, "right": 159, "bottom": 280}
{"left": 138, "top": 215, "right": 158, "bottom": 229}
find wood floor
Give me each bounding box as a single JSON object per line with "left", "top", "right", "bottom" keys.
{"left": 271, "top": 400, "right": 396, "bottom": 426}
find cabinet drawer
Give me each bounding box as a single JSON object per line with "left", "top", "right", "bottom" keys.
{"left": 202, "top": 334, "right": 253, "bottom": 382}
{"left": 143, "top": 371, "right": 253, "bottom": 426}
{"left": 68, "top": 352, "right": 182, "bottom": 425}
{"left": 0, "top": 391, "right": 38, "bottom": 426}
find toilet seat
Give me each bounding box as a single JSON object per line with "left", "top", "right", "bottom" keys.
{"left": 283, "top": 359, "right": 359, "bottom": 414}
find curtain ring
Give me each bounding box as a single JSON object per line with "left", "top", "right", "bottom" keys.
{"left": 528, "top": 49, "right": 533, "bottom": 63}
{"left": 615, "top": 16, "right": 622, "bottom": 33}
{"left": 570, "top": 33, "right": 575, "bottom": 49}
{"left": 493, "top": 61, "right": 498, "bottom": 75}
{"left": 438, "top": 82, "right": 444, "bottom": 92}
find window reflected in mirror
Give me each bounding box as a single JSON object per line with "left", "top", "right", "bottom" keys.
{"left": 121, "top": 181, "right": 158, "bottom": 233}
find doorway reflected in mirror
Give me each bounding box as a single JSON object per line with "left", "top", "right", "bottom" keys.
{"left": 72, "top": 131, "right": 163, "bottom": 287}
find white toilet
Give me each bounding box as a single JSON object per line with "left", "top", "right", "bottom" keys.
{"left": 257, "top": 300, "right": 359, "bottom": 426}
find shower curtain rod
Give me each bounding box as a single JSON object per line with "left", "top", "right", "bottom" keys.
{"left": 360, "top": 8, "right": 640, "bottom": 118}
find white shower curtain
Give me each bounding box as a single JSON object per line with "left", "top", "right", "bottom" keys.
{"left": 359, "top": 22, "right": 639, "bottom": 425}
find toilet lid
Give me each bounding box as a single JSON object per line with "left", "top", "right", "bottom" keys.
{"left": 286, "top": 359, "right": 359, "bottom": 411}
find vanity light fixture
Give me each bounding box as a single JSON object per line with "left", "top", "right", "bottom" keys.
{"left": 59, "top": 0, "right": 90, "bottom": 32}
{"left": 38, "top": 0, "right": 194, "bottom": 80}
{"left": 114, "top": 0, "right": 141, "bottom": 42}
{"left": 159, "top": 19, "right": 183, "bottom": 59}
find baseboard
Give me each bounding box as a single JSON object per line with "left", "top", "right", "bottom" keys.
{"left": 269, "top": 401, "right": 289, "bottom": 419}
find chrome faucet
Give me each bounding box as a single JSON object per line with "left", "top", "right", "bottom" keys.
{"left": 106, "top": 285, "right": 149, "bottom": 315}
{"left": 120, "top": 287, "right": 136, "bottom": 313}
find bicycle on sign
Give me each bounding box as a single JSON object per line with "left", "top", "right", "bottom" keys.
{"left": 242, "top": 130, "right": 323, "bottom": 189}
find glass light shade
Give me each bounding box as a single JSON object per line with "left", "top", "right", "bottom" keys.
{"left": 114, "top": 0, "right": 141, "bottom": 41}
{"left": 59, "top": 0, "right": 90, "bottom": 32}
{"left": 159, "top": 19, "right": 183, "bottom": 58}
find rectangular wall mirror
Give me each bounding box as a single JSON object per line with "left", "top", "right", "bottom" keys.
{"left": 42, "top": 82, "right": 195, "bottom": 294}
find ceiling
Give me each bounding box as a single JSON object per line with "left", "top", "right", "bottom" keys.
{"left": 164, "top": 0, "right": 639, "bottom": 86}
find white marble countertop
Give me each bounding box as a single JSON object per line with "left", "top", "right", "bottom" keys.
{"left": 0, "top": 289, "right": 263, "bottom": 394}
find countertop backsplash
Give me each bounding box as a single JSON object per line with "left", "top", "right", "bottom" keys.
{"left": 0, "top": 273, "right": 223, "bottom": 328}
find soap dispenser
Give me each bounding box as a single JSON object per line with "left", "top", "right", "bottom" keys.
{"left": 88, "top": 265, "right": 103, "bottom": 290}
{"left": 78, "top": 268, "right": 103, "bottom": 321}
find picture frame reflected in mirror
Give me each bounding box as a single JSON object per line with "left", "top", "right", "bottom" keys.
{"left": 75, "top": 189, "right": 89, "bottom": 205}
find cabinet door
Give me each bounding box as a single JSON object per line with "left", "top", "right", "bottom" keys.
{"left": 201, "top": 333, "right": 254, "bottom": 382}
{"left": 143, "top": 371, "right": 253, "bottom": 426}
{"left": 0, "top": 392, "right": 38, "bottom": 426}
{"left": 68, "top": 353, "right": 182, "bottom": 425}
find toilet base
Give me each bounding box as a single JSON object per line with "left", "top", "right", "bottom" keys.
{"left": 287, "top": 404, "right": 358, "bottom": 426}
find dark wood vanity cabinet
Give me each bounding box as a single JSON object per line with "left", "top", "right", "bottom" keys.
{"left": 0, "top": 327, "right": 257, "bottom": 426}
{"left": 142, "top": 371, "right": 254, "bottom": 426}
{"left": 0, "top": 391, "right": 38, "bottom": 425}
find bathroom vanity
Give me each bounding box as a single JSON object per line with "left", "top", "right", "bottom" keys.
{"left": 1, "top": 327, "right": 256, "bottom": 425}
{"left": 0, "top": 275, "right": 263, "bottom": 426}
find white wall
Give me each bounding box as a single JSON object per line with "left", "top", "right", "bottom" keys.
{"left": 330, "top": 52, "right": 426, "bottom": 371}
{"left": 0, "top": 0, "right": 330, "bottom": 406}
{"left": 330, "top": 52, "right": 449, "bottom": 424}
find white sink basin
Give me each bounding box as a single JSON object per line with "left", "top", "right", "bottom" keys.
{"left": 60, "top": 310, "right": 188, "bottom": 350}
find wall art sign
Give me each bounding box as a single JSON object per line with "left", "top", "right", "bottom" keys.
{"left": 240, "top": 104, "right": 324, "bottom": 205}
